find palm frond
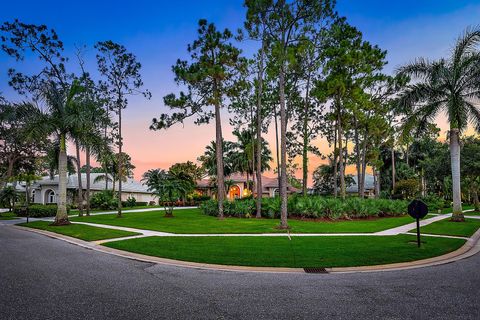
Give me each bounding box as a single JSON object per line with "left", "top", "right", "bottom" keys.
{"left": 452, "top": 25, "right": 480, "bottom": 67}
{"left": 395, "top": 57, "right": 434, "bottom": 80}
{"left": 465, "top": 101, "right": 480, "bottom": 133}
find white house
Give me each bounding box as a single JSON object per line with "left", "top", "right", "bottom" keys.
{"left": 29, "top": 173, "right": 156, "bottom": 205}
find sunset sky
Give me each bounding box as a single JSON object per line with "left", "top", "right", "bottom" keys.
{"left": 1, "top": 1, "right": 480, "bottom": 183}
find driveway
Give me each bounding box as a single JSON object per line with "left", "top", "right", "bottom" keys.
{"left": 0, "top": 225, "right": 479, "bottom": 319}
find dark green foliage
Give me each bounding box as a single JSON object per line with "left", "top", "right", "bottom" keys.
{"left": 422, "top": 194, "right": 447, "bottom": 211}
{"left": 14, "top": 204, "right": 70, "bottom": 217}
{"left": 200, "top": 196, "right": 408, "bottom": 220}
{"left": 394, "top": 179, "right": 420, "bottom": 199}
{"left": 90, "top": 190, "right": 117, "bottom": 210}
{"left": 191, "top": 194, "right": 211, "bottom": 202}
{"left": 123, "top": 196, "right": 137, "bottom": 207}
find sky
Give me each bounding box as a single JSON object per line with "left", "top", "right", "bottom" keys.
{"left": 1, "top": 0, "right": 480, "bottom": 183}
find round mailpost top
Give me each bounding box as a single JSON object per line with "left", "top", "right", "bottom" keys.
{"left": 408, "top": 199, "right": 429, "bottom": 219}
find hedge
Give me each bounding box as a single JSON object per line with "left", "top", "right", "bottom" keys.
{"left": 200, "top": 196, "right": 408, "bottom": 220}
{"left": 14, "top": 204, "right": 70, "bottom": 218}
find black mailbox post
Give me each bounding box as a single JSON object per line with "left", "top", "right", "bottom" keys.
{"left": 408, "top": 200, "right": 429, "bottom": 247}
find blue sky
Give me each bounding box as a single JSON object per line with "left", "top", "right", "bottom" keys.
{"left": 1, "top": 0, "right": 480, "bottom": 177}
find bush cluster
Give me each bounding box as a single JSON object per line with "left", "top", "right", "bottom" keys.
{"left": 90, "top": 191, "right": 117, "bottom": 210}
{"left": 14, "top": 204, "right": 70, "bottom": 217}
{"left": 421, "top": 194, "right": 447, "bottom": 211}
{"left": 200, "top": 196, "right": 408, "bottom": 220}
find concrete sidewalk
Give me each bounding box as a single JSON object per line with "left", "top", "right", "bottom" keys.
{"left": 68, "top": 206, "right": 198, "bottom": 217}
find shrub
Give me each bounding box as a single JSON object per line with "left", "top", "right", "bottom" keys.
{"left": 14, "top": 204, "right": 70, "bottom": 217}
{"left": 394, "top": 179, "right": 420, "bottom": 199}
{"left": 123, "top": 196, "right": 137, "bottom": 207}
{"left": 191, "top": 194, "right": 211, "bottom": 202}
{"left": 261, "top": 197, "right": 281, "bottom": 218}
{"left": 199, "top": 199, "right": 218, "bottom": 217}
{"left": 422, "top": 194, "right": 446, "bottom": 211}
{"left": 90, "top": 190, "right": 117, "bottom": 210}
{"left": 199, "top": 196, "right": 408, "bottom": 220}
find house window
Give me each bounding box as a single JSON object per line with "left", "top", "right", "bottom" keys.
{"left": 273, "top": 188, "right": 279, "bottom": 197}
{"left": 31, "top": 190, "right": 35, "bottom": 202}
{"left": 47, "top": 190, "right": 56, "bottom": 204}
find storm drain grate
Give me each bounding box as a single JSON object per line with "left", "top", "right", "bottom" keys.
{"left": 303, "top": 267, "right": 328, "bottom": 274}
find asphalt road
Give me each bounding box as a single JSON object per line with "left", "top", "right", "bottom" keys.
{"left": 1, "top": 225, "right": 479, "bottom": 320}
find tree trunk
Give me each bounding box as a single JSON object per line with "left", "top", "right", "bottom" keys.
{"left": 274, "top": 104, "right": 281, "bottom": 196}
{"left": 117, "top": 107, "right": 123, "bottom": 218}
{"left": 354, "top": 119, "right": 361, "bottom": 197}
{"left": 473, "top": 189, "right": 480, "bottom": 212}
{"left": 333, "top": 124, "right": 338, "bottom": 198}
{"left": 279, "top": 59, "right": 288, "bottom": 229}
{"left": 391, "top": 145, "right": 396, "bottom": 193}
{"left": 301, "top": 77, "right": 311, "bottom": 197}
{"left": 360, "top": 133, "right": 368, "bottom": 197}
{"left": 450, "top": 129, "right": 464, "bottom": 221}
{"left": 86, "top": 145, "right": 91, "bottom": 216}
{"left": 214, "top": 100, "right": 226, "bottom": 219}
{"left": 75, "top": 140, "right": 84, "bottom": 217}
{"left": 421, "top": 167, "right": 426, "bottom": 197}
{"left": 337, "top": 100, "right": 346, "bottom": 200}
{"left": 54, "top": 133, "right": 69, "bottom": 225}
{"left": 255, "top": 36, "right": 265, "bottom": 218}
{"left": 375, "top": 169, "right": 381, "bottom": 199}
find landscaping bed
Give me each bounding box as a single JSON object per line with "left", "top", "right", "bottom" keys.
{"left": 103, "top": 235, "right": 465, "bottom": 268}
{"left": 18, "top": 221, "right": 141, "bottom": 241}
{"left": 201, "top": 197, "right": 409, "bottom": 220}
{"left": 71, "top": 208, "right": 423, "bottom": 234}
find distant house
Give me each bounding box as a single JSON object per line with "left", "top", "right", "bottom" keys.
{"left": 28, "top": 173, "right": 156, "bottom": 205}
{"left": 195, "top": 173, "right": 300, "bottom": 200}
{"left": 346, "top": 174, "right": 375, "bottom": 196}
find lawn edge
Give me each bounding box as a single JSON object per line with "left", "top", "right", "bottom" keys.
{"left": 12, "top": 224, "right": 480, "bottom": 274}
{"left": 14, "top": 223, "right": 141, "bottom": 242}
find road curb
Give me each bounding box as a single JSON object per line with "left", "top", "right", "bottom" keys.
{"left": 11, "top": 225, "right": 480, "bottom": 274}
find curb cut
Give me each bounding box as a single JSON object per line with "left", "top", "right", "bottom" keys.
{"left": 11, "top": 225, "right": 480, "bottom": 274}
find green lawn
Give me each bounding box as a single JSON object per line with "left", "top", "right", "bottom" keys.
{"left": 104, "top": 235, "right": 465, "bottom": 268}
{"left": 431, "top": 205, "right": 475, "bottom": 214}
{"left": 70, "top": 208, "right": 422, "bottom": 234}
{"left": 18, "top": 221, "right": 141, "bottom": 241}
{"left": 413, "top": 218, "right": 480, "bottom": 237}
{"left": 69, "top": 205, "right": 166, "bottom": 215}
{"left": 464, "top": 211, "right": 480, "bottom": 216}
{"left": 0, "top": 212, "right": 17, "bottom": 220}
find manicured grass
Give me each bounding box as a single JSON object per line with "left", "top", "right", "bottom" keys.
{"left": 71, "top": 208, "right": 422, "bottom": 234}
{"left": 69, "top": 205, "right": 165, "bottom": 215}
{"left": 0, "top": 212, "right": 17, "bottom": 220}
{"left": 413, "top": 218, "right": 480, "bottom": 237}
{"left": 104, "top": 235, "right": 465, "bottom": 268}
{"left": 431, "top": 205, "right": 475, "bottom": 214}
{"left": 18, "top": 221, "right": 141, "bottom": 241}
{"left": 464, "top": 211, "right": 480, "bottom": 216}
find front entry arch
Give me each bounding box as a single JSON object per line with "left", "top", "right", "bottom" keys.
{"left": 229, "top": 185, "right": 240, "bottom": 200}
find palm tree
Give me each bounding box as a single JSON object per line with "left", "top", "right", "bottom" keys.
{"left": 396, "top": 27, "right": 480, "bottom": 221}
{"left": 198, "top": 140, "right": 236, "bottom": 178}
{"left": 142, "top": 169, "right": 185, "bottom": 217}
{"left": 94, "top": 152, "right": 135, "bottom": 193}
{"left": 26, "top": 81, "right": 85, "bottom": 225}
{"left": 231, "top": 129, "right": 272, "bottom": 199}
